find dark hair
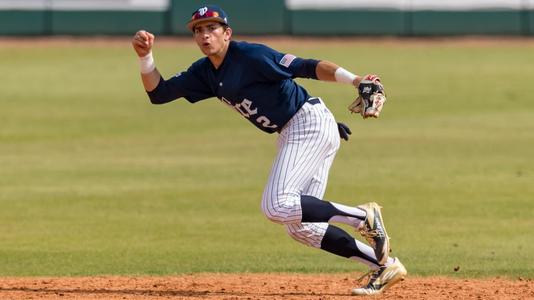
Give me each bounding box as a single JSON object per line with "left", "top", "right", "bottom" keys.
{"left": 191, "top": 22, "right": 229, "bottom": 33}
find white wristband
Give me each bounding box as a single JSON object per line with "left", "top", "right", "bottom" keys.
{"left": 139, "top": 52, "right": 155, "bottom": 74}
{"left": 334, "top": 67, "right": 357, "bottom": 85}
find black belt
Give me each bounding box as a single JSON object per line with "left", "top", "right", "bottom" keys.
{"left": 278, "top": 97, "right": 322, "bottom": 134}
{"left": 308, "top": 97, "right": 320, "bottom": 105}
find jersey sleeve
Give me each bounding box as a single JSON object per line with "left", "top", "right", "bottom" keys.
{"left": 147, "top": 61, "right": 214, "bottom": 104}
{"left": 251, "top": 44, "right": 319, "bottom": 81}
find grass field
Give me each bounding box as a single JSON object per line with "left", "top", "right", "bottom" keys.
{"left": 1, "top": 38, "right": 533, "bottom": 278}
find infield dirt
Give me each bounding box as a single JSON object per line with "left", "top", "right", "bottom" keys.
{"left": 0, "top": 274, "right": 532, "bottom": 299}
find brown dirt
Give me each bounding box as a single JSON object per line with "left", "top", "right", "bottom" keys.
{"left": 0, "top": 274, "right": 533, "bottom": 299}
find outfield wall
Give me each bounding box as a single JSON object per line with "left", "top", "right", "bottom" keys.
{"left": 1, "top": 0, "right": 534, "bottom": 36}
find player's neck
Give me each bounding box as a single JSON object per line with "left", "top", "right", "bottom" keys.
{"left": 208, "top": 41, "right": 230, "bottom": 69}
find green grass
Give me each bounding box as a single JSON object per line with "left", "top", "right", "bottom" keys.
{"left": 0, "top": 39, "right": 533, "bottom": 278}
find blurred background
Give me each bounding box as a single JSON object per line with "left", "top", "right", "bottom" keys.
{"left": 1, "top": 0, "right": 534, "bottom": 36}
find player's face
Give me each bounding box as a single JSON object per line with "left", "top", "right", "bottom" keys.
{"left": 193, "top": 21, "right": 232, "bottom": 57}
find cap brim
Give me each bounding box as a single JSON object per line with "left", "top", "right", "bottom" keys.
{"left": 187, "top": 17, "right": 227, "bottom": 31}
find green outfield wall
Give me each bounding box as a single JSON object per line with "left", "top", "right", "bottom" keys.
{"left": 294, "top": 8, "right": 533, "bottom": 36}
{"left": 528, "top": 10, "right": 534, "bottom": 33}
{"left": 50, "top": 11, "right": 166, "bottom": 35}
{"left": 169, "top": 0, "right": 286, "bottom": 35}
{"left": 0, "top": 10, "right": 166, "bottom": 35}
{"left": 410, "top": 10, "right": 525, "bottom": 35}
{"left": 289, "top": 9, "right": 407, "bottom": 36}
{"left": 1, "top": 1, "right": 534, "bottom": 36}
{"left": 0, "top": 10, "right": 48, "bottom": 35}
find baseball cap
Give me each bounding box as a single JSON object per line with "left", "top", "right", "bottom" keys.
{"left": 187, "top": 5, "right": 229, "bottom": 31}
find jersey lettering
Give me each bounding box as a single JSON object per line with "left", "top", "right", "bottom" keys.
{"left": 221, "top": 96, "right": 233, "bottom": 107}
{"left": 256, "top": 116, "right": 278, "bottom": 129}
{"left": 220, "top": 97, "right": 277, "bottom": 130}
{"left": 235, "top": 98, "right": 258, "bottom": 118}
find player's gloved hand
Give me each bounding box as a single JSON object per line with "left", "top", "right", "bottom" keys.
{"left": 348, "top": 74, "right": 387, "bottom": 119}
{"left": 337, "top": 122, "right": 352, "bottom": 141}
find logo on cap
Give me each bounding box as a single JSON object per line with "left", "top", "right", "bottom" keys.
{"left": 187, "top": 5, "right": 229, "bottom": 31}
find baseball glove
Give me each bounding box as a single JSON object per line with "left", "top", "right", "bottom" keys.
{"left": 348, "top": 74, "right": 387, "bottom": 119}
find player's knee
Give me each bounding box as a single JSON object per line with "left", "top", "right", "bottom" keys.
{"left": 262, "top": 209, "right": 284, "bottom": 224}
{"left": 286, "top": 226, "right": 309, "bottom": 245}
{"left": 261, "top": 193, "right": 301, "bottom": 225}
{"left": 285, "top": 224, "right": 323, "bottom": 248}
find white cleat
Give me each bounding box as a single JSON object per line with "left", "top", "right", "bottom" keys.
{"left": 351, "top": 257, "right": 407, "bottom": 296}
{"left": 357, "top": 202, "right": 390, "bottom": 265}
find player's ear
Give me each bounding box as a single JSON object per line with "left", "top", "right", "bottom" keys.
{"left": 224, "top": 26, "right": 232, "bottom": 41}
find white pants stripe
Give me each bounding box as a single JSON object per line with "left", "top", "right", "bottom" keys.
{"left": 261, "top": 99, "right": 340, "bottom": 248}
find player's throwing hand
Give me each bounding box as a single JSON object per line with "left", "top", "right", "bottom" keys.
{"left": 132, "top": 30, "right": 155, "bottom": 58}
{"left": 132, "top": 30, "right": 159, "bottom": 91}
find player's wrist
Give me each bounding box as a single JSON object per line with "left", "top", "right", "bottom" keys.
{"left": 334, "top": 67, "right": 357, "bottom": 85}
{"left": 352, "top": 76, "right": 362, "bottom": 87}
{"left": 139, "top": 52, "right": 156, "bottom": 74}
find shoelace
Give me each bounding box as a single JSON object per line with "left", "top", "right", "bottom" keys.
{"left": 359, "top": 226, "right": 383, "bottom": 248}
{"left": 360, "top": 228, "right": 384, "bottom": 238}
{"left": 356, "top": 268, "right": 383, "bottom": 288}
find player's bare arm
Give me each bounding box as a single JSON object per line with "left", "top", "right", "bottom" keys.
{"left": 315, "top": 60, "right": 362, "bottom": 87}
{"left": 132, "top": 30, "right": 161, "bottom": 92}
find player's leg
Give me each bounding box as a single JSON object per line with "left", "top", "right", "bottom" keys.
{"left": 299, "top": 160, "right": 382, "bottom": 235}
{"left": 295, "top": 110, "right": 390, "bottom": 265}
{"left": 290, "top": 145, "right": 393, "bottom": 270}
{"left": 261, "top": 100, "right": 340, "bottom": 225}
{"left": 285, "top": 223, "right": 384, "bottom": 269}
{"left": 296, "top": 106, "right": 405, "bottom": 295}
{"left": 290, "top": 161, "right": 403, "bottom": 295}
{"left": 301, "top": 196, "right": 390, "bottom": 265}
{"left": 300, "top": 151, "right": 365, "bottom": 229}
{"left": 262, "top": 101, "right": 376, "bottom": 230}
{"left": 261, "top": 99, "right": 389, "bottom": 265}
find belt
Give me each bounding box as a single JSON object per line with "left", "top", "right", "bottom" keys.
{"left": 278, "top": 97, "right": 322, "bottom": 134}
{"left": 307, "top": 97, "right": 321, "bottom": 105}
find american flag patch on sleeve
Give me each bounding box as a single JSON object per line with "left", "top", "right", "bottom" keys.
{"left": 279, "top": 54, "right": 296, "bottom": 68}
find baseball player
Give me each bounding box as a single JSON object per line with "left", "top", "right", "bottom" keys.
{"left": 132, "top": 5, "right": 406, "bottom": 296}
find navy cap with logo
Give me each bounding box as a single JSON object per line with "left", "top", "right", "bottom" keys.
{"left": 187, "top": 5, "right": 229, "bottom": 31}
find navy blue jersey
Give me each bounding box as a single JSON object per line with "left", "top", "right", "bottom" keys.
{"left": 147, "top": 41, "right": 319, "bottom": 133}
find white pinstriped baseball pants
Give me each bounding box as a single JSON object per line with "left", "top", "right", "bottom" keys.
{"left": 261, "top": 98, "right": 340, "bottom": 248}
